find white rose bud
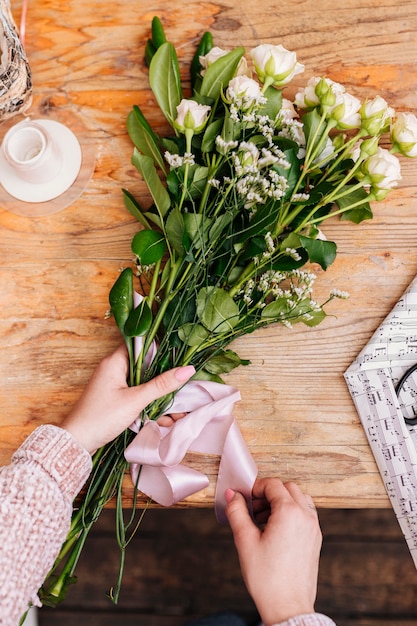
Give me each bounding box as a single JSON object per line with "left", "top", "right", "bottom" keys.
{"left": 226, "top": 75, "right": 264, "bottom": 109}
{"left": 391, "top": 112, "right": 417, "bottom": 157}
{"left": 174, "top": 99, "right": 211, "bottom": 134}
{"left": 361, "top": 96, "right": 394, "bottom": 135}
{"left": 330, "top": 92, "right": 362, "bottom": 129}
{"left": 294, "top": 76, "right": 344, "bottom": 110}
{"left": 362, "top": 147, "right": 402, "bottom": 198}
{"left": 199, "top": 46, "right": 251, "bottom": 77}
{"left": 250, "top": 43, "right": 304, "bottom": 88}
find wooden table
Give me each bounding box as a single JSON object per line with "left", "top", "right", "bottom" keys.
{"left": 1, "top": 0, "right": 416, "bottom": 509}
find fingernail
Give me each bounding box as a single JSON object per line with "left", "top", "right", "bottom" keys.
{"left": 225, "top": 488, "right": 236, "bottom": 503}
{"left": 175, "top": 365, "right": 196, "bottom": 382}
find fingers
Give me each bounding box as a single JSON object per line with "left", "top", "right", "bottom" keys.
{"left": 225, "top": 489, "right": 260, "bottom": 548}
{"left": 251, "top": 478, "right": 317, "bottom": 517}
{"left": 127, "top": 364, "right": 195, "bottom": 413}
{"left": 157, "top": 412, "right": 187, "bottom": 427}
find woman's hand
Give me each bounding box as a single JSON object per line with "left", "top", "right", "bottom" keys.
{"left": 62, "top": 345, "right": 195, "bottom": 454}
{"left": 226, "top": 477, "right": 322, "bottom": 626}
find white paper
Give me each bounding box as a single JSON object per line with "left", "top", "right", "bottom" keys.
{"left": 345, "top": 275, "right": 417, "bottom": 567}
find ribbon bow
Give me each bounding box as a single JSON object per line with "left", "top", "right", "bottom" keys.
{"left": 124, "top": 378, "right": 258, "bottom": 524}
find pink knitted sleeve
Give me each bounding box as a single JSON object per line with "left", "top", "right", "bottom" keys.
{"left": 273, "top": 614, "right": 337, "bottom": 626}
{"left": 0, "top": 424, "right": 92, "bottom": 625}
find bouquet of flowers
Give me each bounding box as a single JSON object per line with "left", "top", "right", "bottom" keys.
{"left": 38, "top": 16, "right": 417, "bottom": 610}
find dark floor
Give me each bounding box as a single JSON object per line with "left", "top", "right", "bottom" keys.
{"left": 38, "top": 507, "right": 417, "bottom": 626}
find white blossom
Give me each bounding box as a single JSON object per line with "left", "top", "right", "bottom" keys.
{"left": 391, "top": 112, "right": 417, "bottom": 158}
{"left": 362, "top": 147, "right": 402, "bottom": 193}
{"left": 361, "top": 96, "right": 394, "bottom": 135}
{"left": 174, "top": 99, "right": 211, "bottom": 133}
{"left": 330, "top": 288, "right": 350, "bottom": 299}
{"left": 226, "top": 75, "right": 265, "bottom": 110}
{"left": 250, "top": 43, "right": 304, "bottom": 87}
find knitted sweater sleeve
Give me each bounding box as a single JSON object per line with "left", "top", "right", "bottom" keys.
{"left": 0, "top": 424, "right": 92, "bottom": 626}
{"left": 273, "top": 614, "right": 337, "bottom": 626}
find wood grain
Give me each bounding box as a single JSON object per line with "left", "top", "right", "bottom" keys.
{"left": 1, "top": 0, "right": 417, "bottom": 508}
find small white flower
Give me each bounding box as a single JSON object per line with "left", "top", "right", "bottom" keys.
{"left": 285, "top": 248, "right": 302, "bottom": 261}
{"left": 250, "top": 43, "right": 304, "bottom": 88}
{"left": 164, "top": 151, "right": 184, "bottom": 168}
{"left": 391, "top": 112, "right": 417, "bottom": 158}
{"left": 330, "top": 289, "right": 350, "bottom": 299}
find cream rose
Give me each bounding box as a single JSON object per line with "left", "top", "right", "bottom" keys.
{"left": 199, "top": 46, "right": 250, "bottom": 77}
{"left": 226, "top": 75, "right": 264, "bottom": 109}
{"left": 362, "top": 147, "right": 402, "bottom": 193}
{"left": 391, "top": 112, "right": 417, "bottom": 157}
{"left": 174, "top": 99, "right": 211, "bottom": 133}
{"left": 360, "top": 96, "right": 394, "bottom": 135}
{"left": 250, "top": 43, "right": 304, "bottom": 88}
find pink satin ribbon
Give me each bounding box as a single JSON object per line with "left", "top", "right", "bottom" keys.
{"left": 124, "top": 294, "right": 258, "bottom": 523}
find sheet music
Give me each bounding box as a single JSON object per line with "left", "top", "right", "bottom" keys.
{"left": 344, "top": 275, "right": 417, "bottom": 567}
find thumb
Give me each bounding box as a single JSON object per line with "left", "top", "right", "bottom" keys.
{"left": 127, "top": 365, "right": 195, "bottom": 413}
{"left": 225, "top": 489, "right": 259, "bottom": 549}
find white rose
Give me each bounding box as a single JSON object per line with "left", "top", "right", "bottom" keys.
{"left": 250, "top": 43, "right": 304, "bottom": 88}
{"left": 199, "top": 47, "right": 251, "bottom": 77}
{"left": 362, "top": 147, "right": 402, "bottom": 193}
{"left": 174, "top": 99, "right": 211, "bottom": 133}
{"left": 331, "top": 92, "right": 362, "bottom": 129}
{"left": 361, "top": 96, "right": 394, "bottom": 135}
{"left": 391, "top": 112, "right": 417, "bottom": 157}
{"left": 294, "top": 76, "right": 344, "bottom": 110}
{"left": 226, "top": 75, "right": 264, "bottom": 109}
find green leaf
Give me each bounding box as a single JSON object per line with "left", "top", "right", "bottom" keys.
{"left": 204, "top": 349, "right": 250, "bottom": 375}
{"left": 191, "top": 31, "right": 213, "bottom": 91}
{"left": 124, "top": 299, "right": 153, "bottom": 337}
{"left": 298, "top": 234, "right": 337, "bottom": 270}
{"left": 302, "top": 109, "right": 327, "bottom": 155}
{"left": 149, "top": 42, "right": 182, "bottom": 124}
{"left": 197, "top": 287, "right": 240, "bottom": 333}
{"left": 260, "top": 86, "right": 283, "bottom": 121}
{"left": 337, "top": 187, "right": 373, "bottom": 224}
{"left": 201, "top": 118, "right": 223, "bottom": 152}
{"left": 261, "top": 298, "right": 291, "bottom": 321}
{"left": 109, "top": 267, "right": 134, "bottom": 334}
{"left": 131, "top": 150, "right": 171, "bottom": 217}
{"left": 167, "top": 165, "right": 209, "bottom": 201}
{"left": 193, "top": 369, "right": 225, "bottom": 384}
{"left": 151, "top": 16, "right": 167, "bottom": 48}
{"left": 199, "top": 47, "right": 245, "bottom": 101}
{"left": 166, "top": 207, "right": 185, "bottom": 256}
{"left": 122, "top": 189, "right": 152, "bottom": 229}
{"left": 184, "top": 212, "right": 208, "bottom": 249}
{"left": 178, "top": 323, "right": 209, "bottom": 346}
{"left": 127, "top": 106, "right": 166, "bottom": 173}
{"left": 236, "top": 200, "right": 279, "bottom": 243}
{"left": 131, "top": 229, "right": 167, "bottom": 265}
